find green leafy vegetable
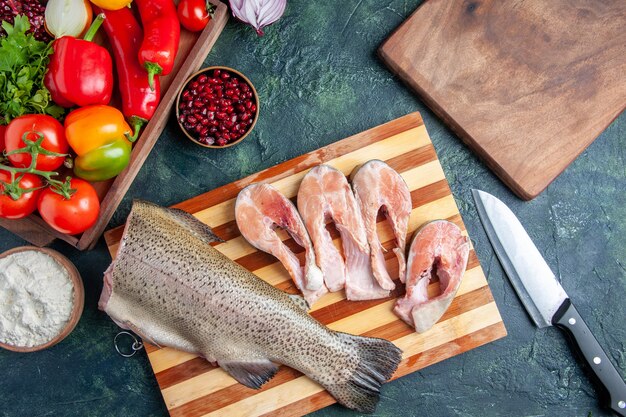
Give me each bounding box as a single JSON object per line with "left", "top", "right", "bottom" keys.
{"left": 0, "top": 15, "right": 65, "bottom": 125}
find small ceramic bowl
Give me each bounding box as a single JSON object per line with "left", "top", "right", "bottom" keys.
{"left": 175, "top": 66, "right": 260, "bottom": 149}
{"left": 0, "top": 246, "right": 84, "bottom": 353}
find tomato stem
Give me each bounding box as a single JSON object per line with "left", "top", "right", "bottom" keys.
{"left": 0, "top": 130, "right": 70, "bottom": 200}
{"left": 206, "top": 1, "right": 216, "bottom": 17}
{"left": 48, "top": 176, "right": 76, "bottom": 200}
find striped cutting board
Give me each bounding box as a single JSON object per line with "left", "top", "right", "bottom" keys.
{"left": 104, "top": 112, "right": 506, "bottom": 417}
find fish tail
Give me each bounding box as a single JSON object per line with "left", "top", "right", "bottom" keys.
{"left": 322, "top": 333, "right": 402, "bottom": 413}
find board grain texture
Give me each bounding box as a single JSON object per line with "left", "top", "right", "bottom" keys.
{"left": 104, "top": 112, "right": 507, "bottom": 417}
{"left": 0, "top": 1, "right": 229, "bottom": 250}
{"left": 379, "top": 0, "right": 626, "bottom": 200}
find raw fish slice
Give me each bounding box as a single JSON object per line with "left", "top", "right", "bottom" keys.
{"left": 394, "top": 220, "right": 469, "bottom": 333}
{"left": 298, "top": 165, "right": 389, "bottom": 300}
{"left": 235, "top": 184, "right": 327, "bottom": 306}
{"left": 351, "top": 160, "right": 411, "bottom": 290}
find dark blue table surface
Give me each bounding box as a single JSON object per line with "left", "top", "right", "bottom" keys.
{"left": 1, "top": 1, "right": 625, "bottom": 416}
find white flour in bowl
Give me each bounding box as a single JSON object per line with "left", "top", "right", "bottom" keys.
{"left": 0, "top": 250, "right": 74, "bottom": 348}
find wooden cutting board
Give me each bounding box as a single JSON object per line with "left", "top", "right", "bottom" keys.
{"left": 104, "top": 112, "right": 506, "bottom": 417}
{"left": 379, "top": 0, "right": 626, "bottom": 200}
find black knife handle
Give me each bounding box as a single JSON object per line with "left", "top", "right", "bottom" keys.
{"left": 553, "top": 299, "right": 626, "bottom": 416}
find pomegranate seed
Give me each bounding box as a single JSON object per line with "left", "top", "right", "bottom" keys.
{"left": 179, "top": 69, "right": 257, "bottom": 146}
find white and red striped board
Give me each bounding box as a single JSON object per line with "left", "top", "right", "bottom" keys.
{"left": 105, "top": 112, "right": 506, "bottom": 417}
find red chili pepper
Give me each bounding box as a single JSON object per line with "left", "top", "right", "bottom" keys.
{"left": 93, "top": 5, "right": 161, "bottom": 140}
{"left": 135, "top": 0, "right": 181, "bottom": 90}
{"left": 44, "top": 14, "right": 114, "bottom": 108}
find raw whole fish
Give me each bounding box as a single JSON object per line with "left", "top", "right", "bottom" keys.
{"left": 351, "top": 160, "right": 412, "bottom": 290}
{"left": 235, "top": 183, "right": 327, "bottom": 306}
{"left": 100, "top": 201, "right": 402, "bottom": 413}
{"left": 394, "top": 220, "right": 469, "bottom": 333}
{"left": 298, "top": 165, "right": 390, "bottom": 300}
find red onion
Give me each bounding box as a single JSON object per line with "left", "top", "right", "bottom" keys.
{"left": 229, "top": 0, "right": 286, "bottom": 36}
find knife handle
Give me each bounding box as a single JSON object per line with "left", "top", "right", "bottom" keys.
{"left": 553, "top": 299, "right": 626, "bottom": 416}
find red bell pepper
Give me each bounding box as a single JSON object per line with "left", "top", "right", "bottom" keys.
{"left": 94, "top": 6, "right": 161, "bottom": 140}
{"left": 44, "top": 14, "right": 113, "bottom": 108}
{"left": 136, "top": 0, "right": 181, "bottom": 90}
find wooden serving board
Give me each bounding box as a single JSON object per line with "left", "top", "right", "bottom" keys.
{"left": 0, "top": 1, "right": 229, "bottom": 250}
{"left": 104, "top": 112, "right": 507, "bottom": 417}
{"left": 379, "top": 0, "right": 626, "bottom": 200}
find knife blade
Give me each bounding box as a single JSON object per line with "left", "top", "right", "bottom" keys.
{"left": 472, "top": 189, "right": 626, "bottom": 416}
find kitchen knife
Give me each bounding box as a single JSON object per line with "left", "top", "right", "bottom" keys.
{"left": 472, "top": 189, "right": 626, "bottom": 416}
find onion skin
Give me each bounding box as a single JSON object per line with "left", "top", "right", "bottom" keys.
{"left": 229, "top": 0, "right": 286, "bottom": 36}
{"left": 45, "top": 0, "right": 93, "bottom": 38}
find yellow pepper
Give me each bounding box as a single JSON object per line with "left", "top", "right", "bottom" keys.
{"left": 89, "top": 0, "right": 131, "bottom": 11}
{"left": 65, "top": 105, "right": 133, "bottom": 181}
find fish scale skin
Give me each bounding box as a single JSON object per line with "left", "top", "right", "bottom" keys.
{"left": 101, "top": 201, "right": 400, "bottom": 412}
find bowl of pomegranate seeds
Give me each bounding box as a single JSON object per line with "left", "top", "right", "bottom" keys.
{"left": 176, "top": 67, "right": 259, "bottom": 148}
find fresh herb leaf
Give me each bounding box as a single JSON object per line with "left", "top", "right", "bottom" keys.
{"left": 0, "top": 15, "right": 65, "bottom": 125}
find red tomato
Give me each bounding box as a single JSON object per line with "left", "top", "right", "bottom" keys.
{"left": 0, "top": 125, "right": 6, "bottom": 153}
{"left": 37, "top": 178, "right": 100, "bottom": 235}
{"left": 177, "top": 0, "right": 213, "bottom": 32}
{"left": 0, "top": 170, "right": 43, "bottom": 219}
{"left": 5, "top": 115, "right": 68, "bottom": 171}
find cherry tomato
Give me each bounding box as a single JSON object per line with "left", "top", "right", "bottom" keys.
{"left": 177, "top": 0, "right": 214, "bottom": 32}
{"left": 0, "top": 170, "right": 43, "bottom": 219}
{"left": 5, "top": 115, "right": 68, "bottom": 171}
{"left": 37, "top": 178, "right": 100, "bottom": 235}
